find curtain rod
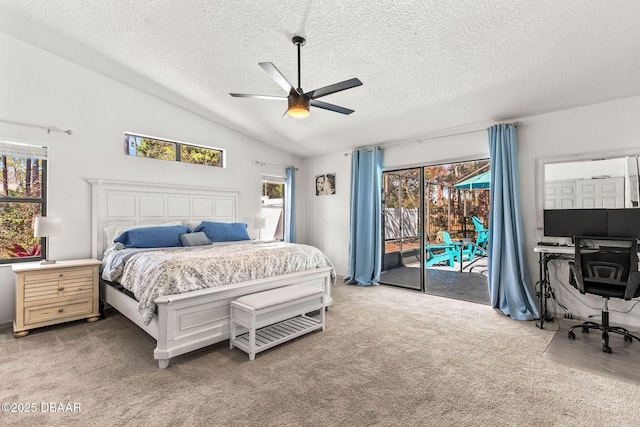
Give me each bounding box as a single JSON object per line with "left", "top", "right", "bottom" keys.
{"left": 378, "top": 121, "right": 523, "bottom": 150}
{"left": 0, "top": 119, "right": 73, "bottom": 135}
{"left": 254, "top": 160, "right": 298, "bottom": 171}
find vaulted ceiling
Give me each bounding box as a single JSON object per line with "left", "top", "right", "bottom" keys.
{"left": 2, "top": 1, "right": 640, "bottom": 158}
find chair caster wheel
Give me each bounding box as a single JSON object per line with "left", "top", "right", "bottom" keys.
{"left": 568, "top": 331, "right": 575, "bottom": 339}
{"left": 602, "top": 345, "right": 612, "bottom": 353}
{"left": 624, "top": 335, "right": 633, "bottom": 342}
{"left": 582, "top": 327, "right": 589, "bottom": 333}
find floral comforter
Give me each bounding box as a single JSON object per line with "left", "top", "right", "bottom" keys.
{"left": 101, "top": 241, "right": 334, "bottom": 325}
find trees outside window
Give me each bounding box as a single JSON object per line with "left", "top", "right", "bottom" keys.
{"left": 261, "top": 179, "right": 285, "bottom": 240}
{"left": 125, "top": 133, "right": 224, "bottom": 167}
{"left": 1, "top": 151, "right": 47, "bottom": 263}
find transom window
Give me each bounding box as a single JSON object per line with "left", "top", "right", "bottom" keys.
{"left": 124, "top": 133, "right": 225, "bottom": 167}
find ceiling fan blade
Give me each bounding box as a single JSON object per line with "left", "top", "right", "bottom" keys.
{"left": 259, "top": 62, "right": 296, "bottom": 94}
{"left": 305, "top": 78, "right": 363, "bottom": 99}
{"left": 229, "top": 93, "right": 287, "bottom": 101}
{"left": 310, "top": 99, "right": 354, "bottom": 115}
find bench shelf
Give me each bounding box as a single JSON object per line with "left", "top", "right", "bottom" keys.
{"left": 231, "top": 314, "right": 322, "bottom": 356}
{"left": 229, "top": 284, "right": 326, "bottom": 360}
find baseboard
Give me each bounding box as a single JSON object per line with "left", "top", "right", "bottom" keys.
{"left": 0, "top": 320, "right": 13, "bottom": 331}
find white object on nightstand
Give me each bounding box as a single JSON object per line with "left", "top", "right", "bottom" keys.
{"left": 12, "top": 259, "right": 101, "bottom": 338}
{"left": 33, "top": 216, "right": 62, "bottom": 264}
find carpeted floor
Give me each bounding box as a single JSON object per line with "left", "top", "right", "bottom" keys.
{"left": 1, "top": 282, "right": 639, "bottom": 426}
{"left": 543, "top": 318, "right": 640, "bottom": 385}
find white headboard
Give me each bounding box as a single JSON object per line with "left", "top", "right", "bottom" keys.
{"left": 89, "top": 179, "right": 239, "bottom": 259}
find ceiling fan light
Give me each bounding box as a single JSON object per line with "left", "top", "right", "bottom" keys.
{"left": 287, "top": 105, "right": 310, "bottom": 118}
{"left": 287, "top": 93, "right": 310, "bottom": 118}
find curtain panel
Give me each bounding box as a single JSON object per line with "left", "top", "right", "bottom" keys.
{"left": 345, "top": 147, "right": 383, "bottom": 286}
{"left": 487, "top": 123, "right": 539, "bottom": 320}
{"left": 284, "top": 166, "right": 296, "bottom": 243}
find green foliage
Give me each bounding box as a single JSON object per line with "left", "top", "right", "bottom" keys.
{"left": 180, "top": 145, "right": 222, "bottom": 167}
{"left": 263, "top": 182, "right": 283, "bottom": 199}
{"left": 126, "top": 134, "right": 224, "bottom": 168}
{"left": 0, "top": 202, "right": 41, "bottom": 259}
{"left": 137, "top": 138, "right": 176, "bottom": 161}
{"left": 1, "top": 156, "right": 42, "bottom": 198}
{"left": 384, "top": 160, "right": 491, "bottom": 242}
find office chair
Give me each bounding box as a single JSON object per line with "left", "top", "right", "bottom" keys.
{"left": 568, "top": 236, "right": 640, "bottom": 353}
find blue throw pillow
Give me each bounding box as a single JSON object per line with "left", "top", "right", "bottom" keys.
{"left": 193, "top": 221, "right": 250, "bottom": 242}
{"left": 114, "top": 225, "right": 190, "bottom": 248}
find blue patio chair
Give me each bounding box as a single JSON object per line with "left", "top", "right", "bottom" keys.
{"left": 426, "top": 231, "right": 474, "bottom": 267}
{"left": 425, "top": 231, "right": 456, "bottom": 267}
{"left": 471, "top": 217, "right": 489, "bottom": 258}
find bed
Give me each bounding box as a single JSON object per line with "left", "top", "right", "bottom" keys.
{"left": 89, "top": 179, "right": 334, "bottom": 368}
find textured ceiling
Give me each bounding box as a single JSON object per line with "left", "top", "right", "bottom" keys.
{"left": 2, "top": 1, "right": 640, "bottom": 158}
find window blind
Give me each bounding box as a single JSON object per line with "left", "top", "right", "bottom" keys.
{"left": 0, "top": 141, "right": 48, "bottom": 160}
{"left": 262, "top": 174, "right": 286, "bottom": 184}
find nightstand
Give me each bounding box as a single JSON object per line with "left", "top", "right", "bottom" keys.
{"left": 12, "top": 259, "right": 101, "bottom": 338}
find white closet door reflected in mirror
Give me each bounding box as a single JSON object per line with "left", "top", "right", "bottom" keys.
{"left": 544, "top": 156, "right": 640, "bottom": 210}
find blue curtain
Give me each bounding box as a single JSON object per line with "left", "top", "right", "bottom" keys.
{"left": 345, "top": 147, "right": 383, "bottom": 286}
{"left": 488, "top": 124, "right": 539, "bottom": 320}
{"left": 284, "top": 166, "right": 296, "bottom": 243}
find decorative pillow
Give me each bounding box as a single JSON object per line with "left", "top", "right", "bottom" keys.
{"left": 114, "top": 225, "right": 190, "bottom": 248}
{"left": 193, "top": 221, "right": 250, "bottom": 242}
{"left": 179, "top": 231, "right": 212, "bottom": 247}
{"left": 104, "top": 221, "right": 183, "bottom": 252}
{"left": 184, "top": 220, "right": 204, "bottom": 231}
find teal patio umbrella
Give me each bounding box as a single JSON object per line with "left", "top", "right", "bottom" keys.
{"left": 454, "top": 170, "right": 491, "bottom": 223}
{"left": 453, "top": 170, "right": 491, "bottom": 189}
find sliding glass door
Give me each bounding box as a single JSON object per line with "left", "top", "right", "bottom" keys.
{"left": 380, "top": 159, "right": 491, "bottom": 304}
{"left": 381, "top": 168, "right": 423, "bottom": 290}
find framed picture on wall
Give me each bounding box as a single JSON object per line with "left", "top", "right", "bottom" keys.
{"left": 315, "top": 173, "right": 336, "bottom": 196}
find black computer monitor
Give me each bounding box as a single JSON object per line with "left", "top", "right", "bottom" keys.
{"left": 607, "top": 208, "right": 640, "bottom": 239}
{"left": 543, "top": 209, "right": 608, "bottom": 238}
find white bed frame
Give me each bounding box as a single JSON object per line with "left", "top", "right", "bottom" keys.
{"left": 89, "top": 179, "right": 333, "bottom": 369}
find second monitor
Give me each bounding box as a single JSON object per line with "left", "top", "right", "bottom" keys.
{"left": 543, "top": 209, "right": 608, "bottom": 238}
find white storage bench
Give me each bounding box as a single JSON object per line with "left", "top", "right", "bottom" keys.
{"left": 229, "top": 284, "right": 326, "bottom": 360}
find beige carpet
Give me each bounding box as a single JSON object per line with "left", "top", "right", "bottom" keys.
{"left": 1, "top": 282, "right": 639, "bottom": 426}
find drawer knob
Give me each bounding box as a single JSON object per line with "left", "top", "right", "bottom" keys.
{"left": 58, "top": 308, "right": 64, "bottom": 313}
{"left": 59, "top": 274, "right": 64, "bottom": 277}
{"left": 58, "top": 287, "right": 64, "bottom": 291}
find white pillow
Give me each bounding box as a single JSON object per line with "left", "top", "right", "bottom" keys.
{"left": 184, "top": 220, "right": 204, "bottom": 231}
{"left": 103, "top": 222, "right": 184, "bottom": 253}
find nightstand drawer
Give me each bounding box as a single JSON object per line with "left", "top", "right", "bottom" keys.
{"left": 22, "top": 266, "right": 95, "bottom": 284}
{"left": 24, "top": 276, "right": 95, "bottom": 304}
{"left": 13, "top": 259, "right": 101, "bottom": 337}
{"left": 24, "top": 298, "right": 94, "bottom": 325}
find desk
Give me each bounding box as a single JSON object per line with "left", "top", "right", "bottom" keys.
{"left": 534, "top": 245, "right": 575, "bottom": 329}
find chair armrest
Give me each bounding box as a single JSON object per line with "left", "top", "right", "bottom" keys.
{"left": 625, "top": 271, "right": 640, "bottom": 300}
{"left": 569, "top": 263, "right": 586, "bottom": 294}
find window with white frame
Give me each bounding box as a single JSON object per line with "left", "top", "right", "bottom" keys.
{"left": 124, "top": 132, "right": 225, "bottom": 168}
{"left": 0, "top": 141, "right": 48, "bottom": 263}
{"left": 261, "top": 175, "right": 285, "bottom": 240}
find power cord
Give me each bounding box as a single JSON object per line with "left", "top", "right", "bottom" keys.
{"left": 549, "top": 259, "right": 640, "bottom": 315}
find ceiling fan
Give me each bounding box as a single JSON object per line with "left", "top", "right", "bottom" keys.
{"left": 230, "top": 36, "right": 362, "bottom": 118}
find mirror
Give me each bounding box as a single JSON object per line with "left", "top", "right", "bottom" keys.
{"left": 536, "top": 150, "right": 640, "bottom": 228}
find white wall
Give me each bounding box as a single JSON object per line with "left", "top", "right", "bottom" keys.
{"left": 303, "top": 152, "right": 353, "bottom": 276}
{"left": 5, "top": 29, "right": 640, "bottom": 331}
{"left": 0, "top": 33, "right": 303, "bottom": 324}
{"left": 304, "top": 131, "right": 490, "bottom": 277}
{"left": 305, "top": 96, "right": 640, "bottom": 329}
{"left": 519, "top": 96, "right": 640, "bottom": 329}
